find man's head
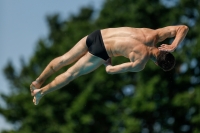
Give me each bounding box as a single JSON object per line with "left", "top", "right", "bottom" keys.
{"left": 156, "top": 51, "right": 176, "bottom": 71}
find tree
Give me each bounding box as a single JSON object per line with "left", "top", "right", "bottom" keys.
{"left": 1, "top": 0, "right": 200, "bottom": 133}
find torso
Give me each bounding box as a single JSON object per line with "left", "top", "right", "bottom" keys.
{"left": 101, "top": 27, "right": 158, "bottom": 66}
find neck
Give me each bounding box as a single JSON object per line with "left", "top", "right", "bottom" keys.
{"left": 149, "top": 47, "right": 159, "bottom": 60}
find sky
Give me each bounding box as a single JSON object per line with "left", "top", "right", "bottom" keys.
{"left": 0, "top": 0, "right": 104, "bottom": 131}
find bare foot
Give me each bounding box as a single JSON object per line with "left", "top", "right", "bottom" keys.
{"left": 30, "top": 81, "right": 41, "bottom": 94}
{"left": 31, "top": 80, "right": 42, "bottom": 89}
{"left": 30, "top": 81, "right": 43, "bottom": 105}
{"left": 32, "top": 89, "right": 43, "bottom": 105}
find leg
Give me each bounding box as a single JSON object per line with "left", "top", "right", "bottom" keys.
{"left": 31, "top": 36, "right": 88, "bottom": 89}
{"left": 32, "top": 52, "right": 105, "bottom": 105}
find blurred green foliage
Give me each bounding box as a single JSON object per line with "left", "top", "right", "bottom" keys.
{"left": 1, "top": 0, "right": 200, "bottom": 133}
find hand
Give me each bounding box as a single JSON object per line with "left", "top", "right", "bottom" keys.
{"left": 158, "top": 44, "right": 175, "bottom": 52}
{"left": 104, "top": 58, "right": 112, "bottom": 66}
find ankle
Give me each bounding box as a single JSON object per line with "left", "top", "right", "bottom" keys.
{"left": 40, "top": 89, "right": 45, "bottom": 96}
{"left": 36, "top": 78, "right": 44, "bottom": 85}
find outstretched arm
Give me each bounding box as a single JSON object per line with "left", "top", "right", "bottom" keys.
{"left": 157, "top": 25, "right": 189, "bottom": 52}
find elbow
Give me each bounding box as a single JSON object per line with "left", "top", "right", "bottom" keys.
{"left": 183, "top": 25, "right": 189, "bottom": 32}
{"left": 181, "top": 25, "right": 189, "bottom": 32}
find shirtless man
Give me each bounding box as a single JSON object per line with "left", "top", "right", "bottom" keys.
{"left": 30, "top": 25, "right": 189, "bottom": 105}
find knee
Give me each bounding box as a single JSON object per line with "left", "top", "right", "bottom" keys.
{"left": 50, "top": 57, "right": 64, "bottom": 72}
{"left": 63, "top": 71, "right": 76, "bottom": 82}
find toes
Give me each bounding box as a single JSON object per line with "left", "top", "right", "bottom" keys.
{"left": 35, "top": 99, "right": 39, "bottom": 105}
{"left": 30, "top": 84, "right": 33, "bottom": 91}
{"left": 35, "top": 97, "right": 40, "bottom": 105}
{"left": 33, "top": 97, "right": 36, "bottom": 104}
{"left": 33, "top": 97, "right": 39, "bottom": 105}
{"left": 33, "top": 92, "right": 42, "bottom": 105}
{"left": 30, "top": 83, "right": 37, "bottom": 92}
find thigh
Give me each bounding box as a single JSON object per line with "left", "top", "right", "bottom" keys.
{"left": 61, "top": 36, "right": 88, "bottom": 65}
{"left": 67, "top": 52, "right": 105, "bottom": 77}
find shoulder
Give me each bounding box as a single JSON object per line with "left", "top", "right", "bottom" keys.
{"left": 138, "top": 28, "right": 158, "bottom": 43}
{"left": 139, "top": 28, "right": 157, "bottom": 38}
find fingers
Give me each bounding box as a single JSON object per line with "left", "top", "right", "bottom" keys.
{"left": 158, "top": 44, "right": 173, "bottom": 52}
{"left": 158, "top": 46, "right": 165, "bottom": 51}
{"left": 161, "top": 44, "right": 166, "bottom": 47}
{"left": 158, "top": 47, "right": 168, "bottom": 51}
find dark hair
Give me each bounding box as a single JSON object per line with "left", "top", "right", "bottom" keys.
{"left": 157, "top": 51, "right": 176, "bottom": 71}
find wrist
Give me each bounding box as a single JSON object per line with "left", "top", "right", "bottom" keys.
{"left": 106, "top": 65, "right": 113, "bottom": 74}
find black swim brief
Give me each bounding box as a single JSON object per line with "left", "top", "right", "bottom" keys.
{"left": 86, "top": 30, "right": 109, "bottom": 60}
